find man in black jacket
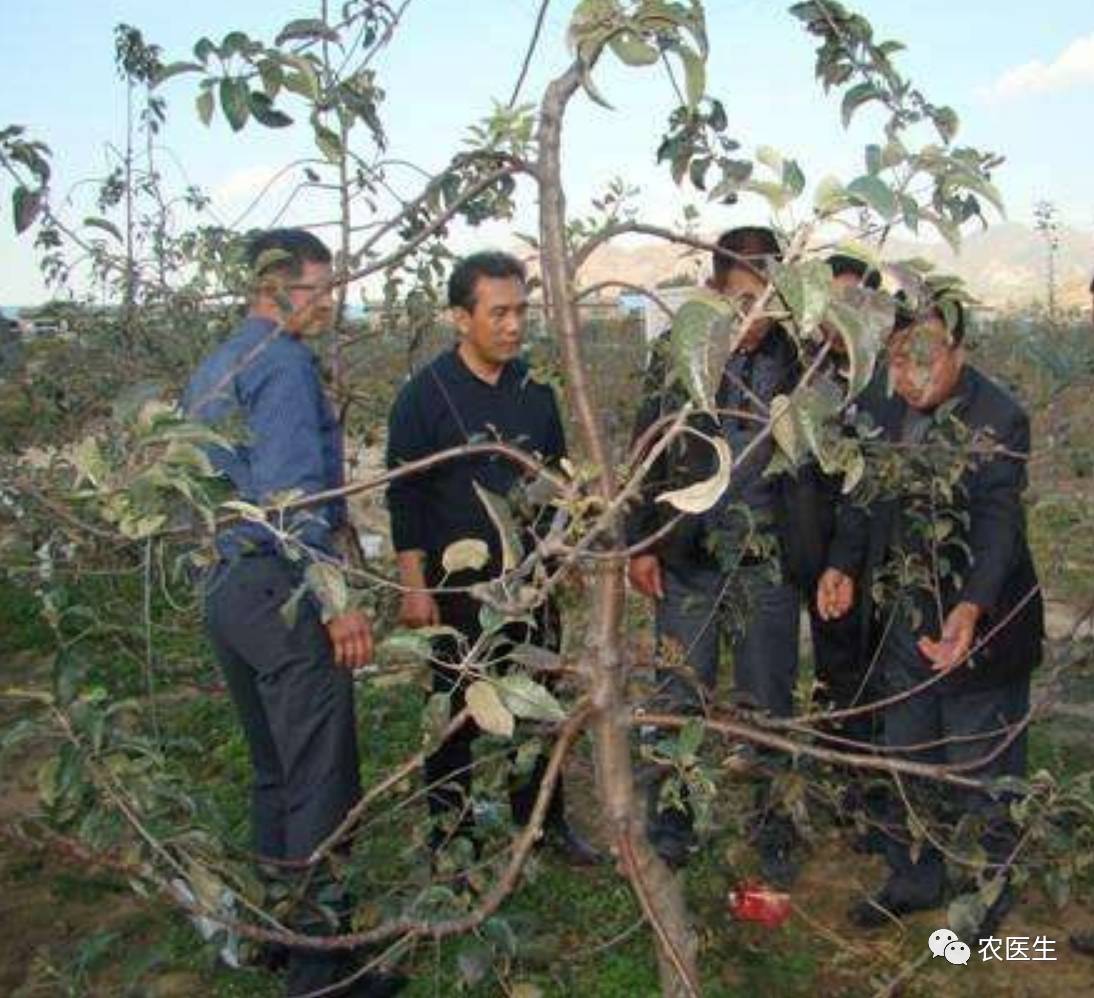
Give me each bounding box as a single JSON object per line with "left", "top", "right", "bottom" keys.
{"left": 817, "top": 297, "right": 1043, "bottom": 931}
{"left": 627, "top": 227, "right": 808, "bottom": 881}
{"left": 386, "top": 250, "right": 596, "bottom": 867}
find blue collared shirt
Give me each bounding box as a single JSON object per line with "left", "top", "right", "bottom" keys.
{"left": 182, "top": 316, "right": 346, "bottom": 561}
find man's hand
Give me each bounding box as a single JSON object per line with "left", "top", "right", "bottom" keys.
{"left": 816, "top": 567, "right": 854, "bottom": 620}
{"left": 325, "top": 610, "right": 373, "bottom": 669}
{"left": 400, "top": 591, "right": 440, "bottom": 629}
{"left": 628, "top": 554, "right": 664, "bottom": 601}
{"left": 919, "top": 601, "right": 982, "bottom": 672}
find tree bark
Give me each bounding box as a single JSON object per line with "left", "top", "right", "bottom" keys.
{"left": 536, "top": 61, "right": 699, "bottom": 998}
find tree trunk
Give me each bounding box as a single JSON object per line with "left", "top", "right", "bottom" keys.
{"left": 536, "top": 62, "right": 699, "bottom": 998}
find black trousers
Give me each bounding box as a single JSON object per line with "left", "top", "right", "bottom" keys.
{"left": 205, "top": 555, "right": 361, "bottom": 997}
{"left": 425, "top": 590, "right": 564, "bottom": 843}
{"left": 878, "top": 621, "right": 1029, "bottom": 899}
{"left": 808, "top": 596, "right": 882, "bottom": 745}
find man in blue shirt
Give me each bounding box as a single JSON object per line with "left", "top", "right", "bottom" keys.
{"left": 185, "top": 230, "right": 396, "bottom": 997}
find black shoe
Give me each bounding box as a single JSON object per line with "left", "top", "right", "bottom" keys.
{"left": 850, "top": 828, "right": 887, "bottom": 856}
{"left": 241, "top": 940, "right": 288, "bottom": 974}
{"left": 648, "top": 832, "right": 696, "bottom": 870}
{"left": 347, "top": 971, "right": 409, "bottom": 997}
{"left": 542, "top": 821, "right": 603, "bottom": 866}
{"left": 847, "top": 879, "right": 943, "bottom": 929}
{"left": 758, "top": 841, "right": 799, "bottom": 890}
{"left": 755, "top": 816, "right": 799, "bottom": 890}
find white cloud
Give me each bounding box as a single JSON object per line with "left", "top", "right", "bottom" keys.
{"left": 979, "top": 32, "right": 1094, "bottom": 100}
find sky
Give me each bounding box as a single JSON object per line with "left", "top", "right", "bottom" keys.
{"left": 1, "top": 0, "right": 1092, "bottom": 303}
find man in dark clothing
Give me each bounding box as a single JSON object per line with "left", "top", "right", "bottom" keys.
{"left": 804, "top": 255, "right": 885, "bottom": 744}
{"left": 185, "top": 230, "right": 401, "bottom": 997}
{"left": 626, "top": 227, "right": 809, "bottom": 881}
{"left": 386, "top": 250, "right": 596, "bottom": 865}
{"left": 817, "top": 297, "right": 1043, "bottom": 933}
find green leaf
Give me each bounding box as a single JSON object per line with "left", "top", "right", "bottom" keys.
{"left": 846, "top": 174, "right": 897, "bottom": 219}
{"left": 422, "top": 692, "right": 452, "bottom": 749}
{"left": 221, "top": 31, "right": 252, "bottom": 57}
{"left": 196, "top": 88, "right": 215, "bottom": 126}
{"left": 823, "top": 285, "right": 894, "bottom": 400}
{"left": 770, "top": 394, "right": 805, "bottom": 464}
{"left": 744, "top": 179, "right": 793, "bottom": 211}
{"left": 472, "top": 483, "right": 523, "bottom": 573}
{"left": 275, "top": 18, "right": 340, "bottom": 46}
{"left": 578, "top": 60, "right": 615, "bottom": 110}
{"left": 466, "top": 681, "right": 514, "bottom": 738}
{"left": 508, "top": 644, "right": 562, "bottom": 673}
{"left": 677, "top": 718, "right": 704, "bottom": 758}
{"left": 248, "top": 91, "right": 293, "bottom": 128}
{"left": 282, "top": 55, "right": 321, "bottom": 100}
{"left": 442, "top": 538, "right": 490, "bottom": 574}
{"left": 220, "top": 499, "right": 268, "bottom": 521}
{"left": 813, "top": 174, "right": 846, "bottom": 214}
{"left": 37, "top": 757, "right": 61, "bottom": 808}
{"left": 313, "top": 122, "right": 343, "bottom": 162}
{"left": 381, "top": 627, "right": 459, "bottom": 660}
{"left": 72, "top": 436, "right": 108, "bottom": 487}
{"left": 656, "top": 434, "right": 731, "bottom": 514}
{"left": 900, "top": 194, "right": 920, "bottom": 232}
{"left": 608, "top": 29, "right": 659, "bottom": 66}
{"left": 756, "top": 145, "right": 783, "bottom": 173}
{"left": 881, "top": 138, "right": 907, "bottom": 168}
{"left": 933, "top": 106, "right": 959, "bottom": 144}
{"left": 773, "top": 259, "right": 830, "bottom": 334}
{"left": 496, "top": 675, "right": 566, "bottom": 723}
{"left": 12, "top": 186, "right": 43, "bottom": 234}
{"left": 946, "top": 890, "right": 986, "bottom": 941}
{"left": 841, "top": 82, "right": 880, "bottom": 128}
{"left": 83, "top": 216, "right": 122, "bottom": 241}
{"left": 257, "top": 58, "right": 283, "bottom": 97}
{"left": 792, "top": 384, "right": 845, "bottom": 474}
{"left": 219, "top": 78, "right": 250, "bottom": 131}
{"left": 676, "top": 44, "right": 705, "bottom": 111}
{"left": 193, "top": 37, "right": 216, "bottom": 63}
{"left": 782, "top": 159, "right": 806, "bottom": 198}
{"left": 688, "top": 155, "right": 711, "bottom": 191}
{"left": 669, "top": 298, "right": 721, "bottom": 408}
{"left": 304, "top": 561, "right": 348, "bottom": 622}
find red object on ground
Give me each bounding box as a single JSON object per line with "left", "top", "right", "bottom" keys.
{"left": 727, "top": 880, "right": 792, "bottom": 928}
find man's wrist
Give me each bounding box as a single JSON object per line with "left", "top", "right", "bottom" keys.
{"left": 954, "top": 600, "right": 983, "bottom": 624}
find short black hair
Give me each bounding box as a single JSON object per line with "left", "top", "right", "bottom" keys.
{"left": 712, "top": 226, "right": 782, "bottom": 281}
{"left": 246, "top": 228, "right": 332, "bottom": 279}
{"left": 893, "top": 292, "right": 966, "bottom": 346}
{"left": 448, "top": 251, "right": 526, "bottom": 311}
{"left": 827, "top": 254, "right": 882, "bottom": 291}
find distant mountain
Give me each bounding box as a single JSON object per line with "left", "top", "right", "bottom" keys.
{"left": 885, "top": 222, "right": 1092, "bottom": 311}
{"left": 571, "top": 222, "right": 1093, "bottom": 311}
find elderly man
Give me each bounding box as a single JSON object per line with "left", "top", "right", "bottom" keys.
{"left": 818, "top": 296, "right": 1043, "bottom": 933}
